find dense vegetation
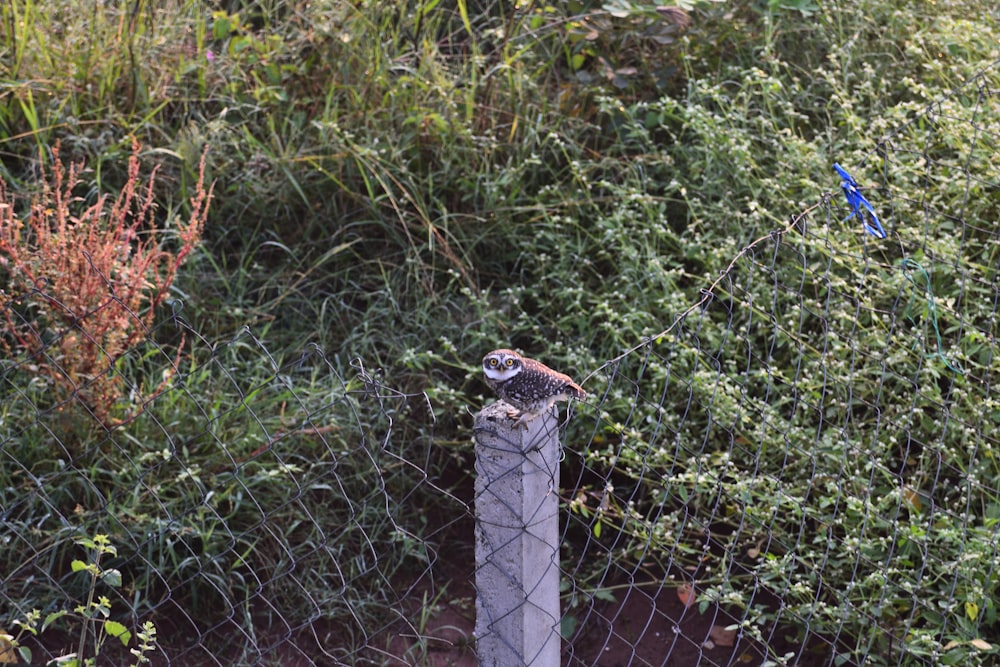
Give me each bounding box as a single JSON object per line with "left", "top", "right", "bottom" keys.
{"left": 1, "top": 0, "right": 998, "bottom": 664}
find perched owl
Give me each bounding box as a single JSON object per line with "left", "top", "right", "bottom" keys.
{"left": 482, "top": 349, "right": 586, "bottom": 428}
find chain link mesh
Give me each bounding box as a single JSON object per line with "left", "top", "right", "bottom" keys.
{"left": 2, "top": 59, "right": 999, "bottom": 667}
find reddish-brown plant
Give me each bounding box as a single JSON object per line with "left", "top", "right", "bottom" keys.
{"left": 0, "top": 139, "right": 213, "bottom": 425}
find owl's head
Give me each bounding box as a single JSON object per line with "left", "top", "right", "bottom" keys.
{"left": 482, "top": 349, "right": 523, "bottom": 381}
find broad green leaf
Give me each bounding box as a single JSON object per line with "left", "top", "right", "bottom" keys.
{"left": 43, "top": 610, "right": 69, "bottom": 631}
{"left": 101, "top": 569, "right": 123, "bottom": 588}
{"left": 104, "top": 620, "right": 132, "bottom": 647}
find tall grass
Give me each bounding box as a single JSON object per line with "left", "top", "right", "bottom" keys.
{"left": 1, "top": 0, "right": 999, "bottom": 663}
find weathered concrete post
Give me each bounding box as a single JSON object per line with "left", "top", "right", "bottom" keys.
{"left": 473, "top": 400, "right": 561, "bottom": 667}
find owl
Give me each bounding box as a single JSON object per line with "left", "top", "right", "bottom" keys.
{"left": 482, "top": 349, "right": 586, "bottom": 428}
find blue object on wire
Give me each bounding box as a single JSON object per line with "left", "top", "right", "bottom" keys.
{"left": 833, "top": 163, "right": 887, "bottom": 239}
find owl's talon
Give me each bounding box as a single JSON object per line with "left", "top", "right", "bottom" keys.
{"left": 507, "top": 409, "right": 531, "bottom": 430}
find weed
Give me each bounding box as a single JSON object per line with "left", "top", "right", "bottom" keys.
{"left": 0, "top": 138, "right": 212, "bottom": 427}
{"left": 0, "top": 534, "right": 159, "bottom": 667}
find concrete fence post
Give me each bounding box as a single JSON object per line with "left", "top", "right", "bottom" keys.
{"left": 473, "top": 400, "right": 562, "bottom": 667}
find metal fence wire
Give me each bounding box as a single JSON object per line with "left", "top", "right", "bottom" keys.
{"left": 2, "top": 62, "right": 1000, "bottom": 667}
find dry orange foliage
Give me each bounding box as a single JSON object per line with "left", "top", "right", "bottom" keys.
{"left": 0, "top": 139, "right": 213, "bottom": 425}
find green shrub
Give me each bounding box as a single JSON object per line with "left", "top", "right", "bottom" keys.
{"left": 1, "top": 0, "right": 999, "bottom": 664}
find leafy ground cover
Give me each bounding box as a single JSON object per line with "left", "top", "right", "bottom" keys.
{"left": 1, "top": 0, "right": 999, "bottom": 664}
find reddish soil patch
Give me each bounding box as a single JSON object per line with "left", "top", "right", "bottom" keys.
{"left": 384, "top": 584, "right": 478, "bottom": 667}
{"left": 382, "top": 573, "right": 844, "bottom": 667}
{"left": 563, "top": 581, "right": 769, "bottom": 666}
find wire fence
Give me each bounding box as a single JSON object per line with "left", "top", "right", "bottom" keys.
{"left": 2, "top": 60, "right": 999, "bottom": 667}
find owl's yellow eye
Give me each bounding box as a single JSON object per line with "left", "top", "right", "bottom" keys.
{"left": 489, "top": 358, "right": 498, "bottom": 367}
{"left": 505, "top": 359, "right": 514, "bottom": 367}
